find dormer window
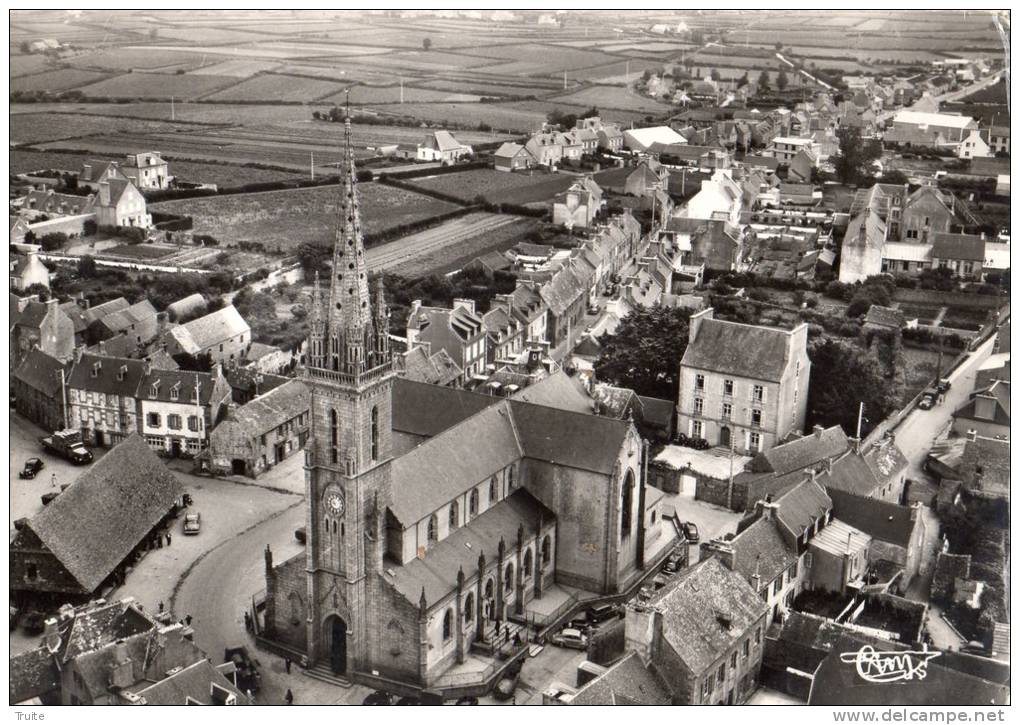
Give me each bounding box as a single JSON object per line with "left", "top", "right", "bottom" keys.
{"left": 169, "top": 382, "right": 181, "bottom": 401}
{"left": 150, "top": 380, "right": 161, "bottom": 397}
{"left": 116, "top": 365, "right": 127, "bottom": 382}
{"left": 91, "top": 362, "right": 101, "bottom": 378}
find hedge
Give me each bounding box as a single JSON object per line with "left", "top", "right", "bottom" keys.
{"left": 378, "top": 160, "right": 489, "bottom": 180}
{"left": 151, "top": 211, "right": 193, "bottom": 232}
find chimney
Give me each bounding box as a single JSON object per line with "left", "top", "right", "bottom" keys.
{"left": 142, "top": 359, "right": 151, "bottom": 376}
{"left": 688, "top": 307, "right": 714, "bottom": 343}
{"left": 813, "top": 424, "right": 824, "bottom": 437}
{"left": 108, "top": 641, "right": 135, "bottom": 689}
{"left": 98, "top": 340, "right": 106, "bottom": 355}
{"left": 624, "top": 600, "right": 660, "bottom": 667}
{"left": 849, "top": 436, "right": 861, "bottom": 454}
{"left": 43, "top": 618, "right": 62, "bottom": 653}
{"left": 701, "top": 538, "right": 735, "bottom": 570}
{"left": 452, "top": 298, "right": 476, "bottom": 314}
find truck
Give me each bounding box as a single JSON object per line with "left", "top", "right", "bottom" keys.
{"left": 40, "top": 429, "right": 93, "bottom": 465}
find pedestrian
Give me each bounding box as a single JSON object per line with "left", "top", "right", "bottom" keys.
{"left": 246, "top": 689, "right": 253, "bottom": 703}
{"left": 51, "top": 473, "right": 57, "bottom": 488}
{"left": 285, "top": 657, "right": 292, "bottom": 674}
{"left": 158, "top": 601, "right": 164, "bottom": 613}
{"left": 285, "top": 689, "right": 294, "bottom": 706}
{"left": 505, "top": 628, "right": 510, "bottom": 645}
{"left": 157, "top": 534, "right": 163, "bottom": 549}
{"left": 495, "top": 620, "right": 501, "bottom": 637}
{"left": 513, "top": 632, "right": 521, "bottom": 648}
{"left": 166, "top": 532, "right": 172, "bottom": 547}
{"left": 185, "top": 614, "right": 192, "bottom": 626}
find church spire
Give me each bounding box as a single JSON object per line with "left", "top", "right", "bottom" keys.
{"left": 373, "top": 275, "right": 389, "bottom": 359}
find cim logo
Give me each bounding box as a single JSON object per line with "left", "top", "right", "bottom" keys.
{"left": 840, "top": 645, "right": 942, "bottom": 684}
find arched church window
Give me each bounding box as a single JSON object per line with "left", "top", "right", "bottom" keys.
{"left": 489, "top": 476, "right": 498, "bottom": 503}
{"left": 541, "top": 535, "right": 552, "bottom": 566}
{"left": 507, "top": 465, "right": 515, "bottom": 490}
{"left": 427, "top": 514, "right": 438, "bottom": 543}
{"left": 464, "top": 593, "right": 474, "bottom": 622}
{"left": 621, "top": 470, "right": 635, "bottom": 537}
{"left": 469, "top": 489, "right": 479, "bottom": 517}
{"left": 330, "top": 409, "right": 339, "bottom": 464}
{"left": 371, "top": 406, "right": 379, "bottom": 461}
{"left": 504, "top": 563, "right": 514, "bottom": 591}
{"left": 449, "top": 500, "right": 459, "bottom": 530}
{"left": 442, "top": 609, "right": 453, "bottom": 641}
{"left": 523, "top": 549, "right": 533, "bottom": 579}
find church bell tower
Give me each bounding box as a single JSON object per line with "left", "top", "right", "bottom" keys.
{"left": 303, "top": 113, "right": 395, "bottom": 675}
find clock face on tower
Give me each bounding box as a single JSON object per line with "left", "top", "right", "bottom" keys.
{"left": 325, "top": 490, "right": 345, "bottom": 516}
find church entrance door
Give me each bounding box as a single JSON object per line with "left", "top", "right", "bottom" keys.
{"left": 329, "top": 617, "right": 347, "bottom": 675}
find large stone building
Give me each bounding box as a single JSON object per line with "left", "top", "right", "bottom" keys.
{"left": 259, "top": 119, "right": 675, "bottom": 689}
{"left": 678, "top": 309, "right": 810, "bottom": 455}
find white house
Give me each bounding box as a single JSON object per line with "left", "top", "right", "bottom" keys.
{"left": 957, "top": 129, "right": 992, "bottom": 159}
{"left": 623, "top": 126, "right": 687, "bottom": 153}
{"left": 95, "top": 179, "right": 151, "bottom": 229}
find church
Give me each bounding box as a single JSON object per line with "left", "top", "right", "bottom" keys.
{"left": 259, "top": 117, "right": 677, "bottom": 689}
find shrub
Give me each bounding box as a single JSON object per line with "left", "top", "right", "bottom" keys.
{"left": 194, "top": 234, "right": 219, "bottom": 247}
{"left": 83, "top": 218, "right": 97, "bottom": 237}
{"left": 39, "top": 232, "right": 69, "bottom": 251}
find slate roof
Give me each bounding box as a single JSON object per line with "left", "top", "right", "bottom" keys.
{"left": 13, "top": 348, "right": 67, "bottom": 398}
{"left": 932, "top": 232, "right": 986, "bottom": 262}
{"left": 651, "top": 557, "right": 768, "bottom": 674}
{"left": 141, "top": 368, "right": 223, "bottom": 405}
{"left": 729, "top": 516, "right": 796, "bottom": 589}
{"left": 568, "top": 651, "right": 671, "bottom": 706}
{"left": 862, "top": 437, "right": 909, "bottom": 486}
{"left": 740, "top": 154, "right": 780, "bottom": 171}
{"left": 774, "top": 477, "right": 832, "bottom": 539}
{"left": 391, "top": 377, "right": 497, "bottom": 438}
{"left": 592, "top": 383, "right": 637, "bottom": 419}
{"left": 401, "top": 346, "right": 463, "bottom": 387}
{"left": 166, "top": 293, "right": 207, "bottom": 320}
{"left": 223, "top": 367, "right": 288, "bottom": 399}
{"left": 67, "top": 353, "right": 147, "bottom": 398}
{"left": 827, "top": 488, "right": 915, "bottom": 548}
{"left": 864, "top": 305, "right": 906, "bottom": 328}
{"left": 817, "top": 449, "right": 883, "bottom": 497}
{"left": 169, "top": 305, "right": 249, "bottom": 354}
{"left": 510, "top": 370, "right": 592, "bottom": 414}
{"left": 226, "top": 379, "right": 309, "bottom": 434}
{"left": 681, "top": 316, "right": 795, "bottom": 382}
{"left": 637, "top": 395, "right": 674, "bottom": 429}
{"left": 10, "top": 295, "right": 53, "bottom": 330}
{"left": 9, "top": 648, "right": 60, "bottom": 704}
{"left": 539, "top": 261, "right": 588, "bottom": 317}
{"left": 83, "top": 297, "right": 129, "bottom": 326}
{"left": 748, "top": 425, "right": 849, "bottom": 475}
{"left": 59, "top": 301, "right": 88, "bottom": 334}
{"left": 92, "top": 299, "right": 157, "bottom": 336}
{"left": 386, "top": 489, "right": 553, "bottom": 604}
{"left": 24, "top": 434, "right": 183, "bottom": 593}
{"left": 809, "top": 518, "right": 870, "bottom": 557}
{"left": 129, "top": 659, "right": 247, "bottom": 705}
{"left": 494, "top": 142, "right": 528, "bottom": 159}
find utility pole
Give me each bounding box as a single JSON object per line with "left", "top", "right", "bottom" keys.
{"left": 626, "top": 60, "right": 630, "bottom": 84}
{"left": 310, "top": 151, "right": 315, "bottom": 180}
{"left": 856, "top": 401, "right": 865, "bottom": 439}
{"left": 171, "top": 95, "right": 175, "bottom": 121}
{"left": 59, "top": 367, "right": 68, "bottom": 430}
{"left": 194, "top": 372, "right": 202, "bottom": 457}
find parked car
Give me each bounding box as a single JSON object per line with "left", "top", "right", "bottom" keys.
{"left": 19, "top": 458, "right": 44, "bottom": 479}
{"left": 22, "top": 611, "right": 47, "bottom": 635}
{"left": 363, "top": 691, "right": 393, "bottom": 706}
{"left": 652, "top": 574, "right": 669, "bottom": 590}
{"left": 550, "top": 627, "right": 589, "bottom": 650}
{"left": 961, "top": 641, "right": 987, "bottom": 656}
{"left": 586, "top": 603, "right": 621, "bottom": 624}
{"left": 637, "top": 585, "right": 655, "bottom": 602}
{"left": 224, "top": 647, "right": 261, "bottom": 693}
{"left": 295, "top": 527, "right": 307, "bottom": 545}
{"left": 936, "top": 378, "right": 952, "bottom": 394}
{"left": 682, "top": 522, "right": 700, "bottom": 543}
{"left": 918, "top": 389, "right": 938, "bottom": 410}
{"left": 183, "top": 513, "right": 201, "bottom": 535}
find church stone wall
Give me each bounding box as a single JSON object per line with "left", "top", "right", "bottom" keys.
{"left": 367, "top": 573, "right": 424, "bottom": 684}
{"left": 267, "top": 553, "right": 308, "bottom": 653}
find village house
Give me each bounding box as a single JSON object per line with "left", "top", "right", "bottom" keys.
{"left": 138, "top": 365, "right": 231, "bottom": 458}
{"left": 66, "top": 352, "right": 146, "bottom": 448}
{"left": 10, "top": 294, "right": 75, "bottom": 371}
{"left": 677, "top": 308, "right": 810, "bottom": 454}
{"left": 680, "top": 168, "right": 744, "bottom": 227}
{"left": 78, "top": 158, "right": 129, "bottom": 190}
{"left": 243, "top": 341, "right": 293, "bottom": 375}
{"left": 956, "top": 129, "right": 992, "bottom": 159}
{"left": 10, "top": 434, "right": 184, "bottom": 603}
{"left": 984, "top": 124, "right": 1010, "bottom": 154}
{"left": 525, "top": 131, "right": 564, "bottom": 168}
{"left": 206, "top": 379, "right": 310, "bottom": 477}
{"left": 491, "top": 283, "right": 549, "bottom": 345}
{"left": 625, "top": 557, "right": 769, "bottom": 705}
{"left": 493, "top": 142, "right": 535, "bottom": 172}
{"left": 13, "top": 348, "right": 69, "bottom": 433}
{"left": 166, "top": 292, "right": 208, "bottom": 322}
{"left": 224, "top": 366, "right": 290, "bottom": 405}
{"left": 662, "top": 217, "right": 743, "bottom": 272}
{"left": 9, "top": 247, "right": 50, "bottom": 292}
{"left": 9, "top": 598, "right": 247, "bottom": 706}
{"left": 406, "top": 299, "right": 488, "bottom": 379}
{"left": 87, "top": 298, "right": 160, "bottom": 349}
{"left": 397, "top": 344, "right": 463, "bottom": 387}
{"left": 417, "top": 130, "right": 473, "bottom": 165}
{"left": 21, "top": 188, "right": 95, "bottom": 218}
{"left": 622, "top": 125, "right": 687, "bottom": 153}
{"left": 164, "top": 304, "right": 251, "bottom": 365}
{"left": 952, "top": 359, "right": 1009, "bottom": 440}
{"left": 552, "top": 176, "right": 602, "bottom": 229}
{"left": 890, "top": 110, "right": 978, "bottom": 145}
{"left": 931, "top": 232, "right": 986, "bottom": 279}
{"left": 482, "top": 306, "right": 525, "bottom": 366}
{"left": 95, "top": 178, "right": 151, "bottom": 229}
{"left": 539, "top": 256, "right": 595, "bottom": 349}
{"left": 764, "top": 136, "right": 817, "bottom": 163}
{"left": 120, "top": 151, "right": 171, "bottom": 189}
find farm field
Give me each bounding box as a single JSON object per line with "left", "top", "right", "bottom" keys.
{"left": 321, "top": 85, "right": 481, "bottom": 105}
{"left": 401, "top": 168, "right": 575, "bottom": 206}
{"left": 150, "top": 182, "right": 460, "bottom": 250}
{"left": 152, "top": 26, "right": 275, "bottom": 44}
{"left": 76, "top": 72, "right": 240, "bottom": 100}
{"left": 10, "top": 54, "right": 53, "bottom": 78}
{"left": 68, "top": 48, "right": 215, "bottom": 72}
{"left": 11, "top": 101, "right": 326, "bottom": 126}
{"left": 10, "top": 113, "right": 200, "bottom": 146}
{"left": 10, "top": 68, "right": 112, "bottom": 92}
{"left": 204, "top": 73, "right": 347, "bottom": 102}
{"left": 416, "top": 79, "right": 553, "bottom": 97}
{"left": 189, "top": 59, "right": 283, "bottom": 77}
{"left": 570, "top": 59, "right": 665, "bottom": 83}
{"left": 11, "top": 148, "right": 303, "bottom": 187}
{"left": 549, "top": 85, "right": 671, "bottom": 113}
{"left": 366, "top": 212, "right": 533, "bottom": 276}
{"left": 363, "top": 102, "right": 549, "bottom": 134}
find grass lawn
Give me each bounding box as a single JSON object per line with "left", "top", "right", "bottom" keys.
{"left": 902, "top": 346, "right": 940, "bottom": 400}
{"left": 402, "top": 168, "right": 574, "bottom": 205}
{"left": 151, "top": 182, "right": 459, "bottom": 251}
{"left": 100, "top": 244, "right": 178, "bottom": 260}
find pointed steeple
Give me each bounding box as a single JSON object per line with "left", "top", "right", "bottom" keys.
{"left": 373, "top": 275, "right": 389, "bottom": 359}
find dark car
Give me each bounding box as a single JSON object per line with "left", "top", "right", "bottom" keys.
{"left": 587, "top": 603, "right": 621, "bottom": 624}
{"left": 295, "top": 527, "right": 307, "bottom": 545}
{"left": 936, "top": 378, "right": 952, "bottom": 394}
{"left": 918, "top": 389, "right": 938, "bottom": 410}
{"left": 183, "top": 513, "right": 201, "bottom": 535}
{"left": 961, "top": 641, "right": 987, "bottom": 656}
{"left": 363, "top": 691, "right": 393, "bottom": 705}
{"left": 683, "top": 522, "right": 700, "bottom": 543}
{"left": 455, "top": 696, "right": 479, "bottom": 705}
{"left": 223, "top": 646, "right": 261, "bottom": 693}
{"left": 19, "top": 458, "right": 44, "bottom": 479}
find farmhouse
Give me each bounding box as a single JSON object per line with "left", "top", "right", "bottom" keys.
{"left": 164, "top": 304, "right": 251, "bottom": 365}
{"left": 13, "top": 348, "right": 69, "bottom": 433}
{"left": 493, "top": 142, "right": 535, "bottom": 172}
{"left": 120, "top": 151, "right": 171, "bottom": 189}
{"left": 931, "top": 232, "right": 986, "bottom": 279}
{"left": 417, "top": 130, "right": 473, "bottom": 165}
{"left": 10, "top": 294, "right": 75, "bottom": 371}
{"left": 95, "top": 179, "right": 151, "bottom": 229}
{"left": 552, "top": 176, "right": 602, "bottom": 229}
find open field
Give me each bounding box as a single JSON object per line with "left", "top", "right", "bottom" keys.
{"left": 11, "top": 113, "right": 196, "bottom": 145}
{"left": 549, "top": 85, "right": 671, "bottom": 113}
{"left": 204, "top": 73, "right": 347, "bottom": 102}
{"left": 321, "top": 84, "right": 482, "bottom": 105}
{"left": 902, "top": 347, "right": 940, "bottom": 401}
{"left": 366, "top": 212, "right": 533, "bottom": 276}
{"left": 363, "top": 102, "right": 548, "bottom": 133}
{"left": 10, "top": 54, "right": 54, "bottom": 78}
{"left": 401, "top": 168, "right": 574, "bottom": 206}
{"left": 76, "top": 72, "right": 240, "bottom": 100}
{"left": 68, "top": 48, "right": 216, "bottom": 72}
{"left": 152, "top": 26, "right": 275, "bottom": 44}
{"left": 189, "top": 59, "right": 283, "bottom": 77}
{"left": 151, "top": 182, "right": 460, "bottom": 250}
{"left": 10, "top": 68, "right": 112, "bottom": 92}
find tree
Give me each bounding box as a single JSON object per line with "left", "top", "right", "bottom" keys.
{"left": 833, "top": 125, "right": 882, "bottom": 185}
{"left": 39, "top": 232, "right": 68, "bottom": 252}
{"left": 710, "top": 68, "right": 721, "bottom": 82}
{"left": 23, "top": 283, "right": 50, "bottom": 301}
{"left": 777, "top": 68, "right": 789, "bottom": 91}
{"left": 312, "top": 110, "right": 322, "bottom": 120}
{"left": 83, "top": 218, "right": 97, "bottom": 237}
{"left": 24, "top": 230, "right": 36, "bottom": 245}
{"left": 19, "top": 41, "right": 30, "bottom": 54}
{"left": 737, "top": 72, "right": 749, "bottom": 88}
{"left": 758, "top": 70, "right": 771, "bottom": 91}
{"left": 77, "top": 255, "right": 97, "bottom": 278}
{"left": 805, "top": 338, "right": 899, "bottom": 437}
{"left": 594, "top": 306, "right": 692, "bottom": 399}
{"left": 422, "top": 37, "right": 432, "bottom": 51}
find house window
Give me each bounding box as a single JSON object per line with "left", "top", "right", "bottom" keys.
{"left": 26, "top": 563, "right": 38, "bottom": 580}
{"left": 620, "top": 471, "right": 635, "bottom": 537}
{"left": 772, "top": 578, "right": 781, "bottom": 597}
{"left": 703, "top": 675, "right": 714, "bottom": 699}
{"left": 507, "top": 465, "right": 515, "bottom": 490}
{"left": 370, "top": 406, "right": 379, "bottom": 461}
{"left": 718, "top": 664, "right": 725, "bottom": 681}
{"left": 731, "top": 651, "right": 737, "bottom": 669}
{"left": 805, "top": 553, "right": 813, "bottom": 568}
{"left": 427, "top": 514, "right": 438, "bottom": 543}
{"left": 792, "top": 560, "right": 799, "bottom": 578}
{"left": 692, "top": 420, "right": 703, "bottom": 438}
{"left": 469, "top": 489, "right": 479, "bottom": 517}
{"left": 489, "top": 476, "right": 498, "bottom": 503}
{"left": 723, "top": 379, "right": 733, "bottom": 396}
{"left": 695, "top": 374, "right": 705, "bottom": 391}
{"left": 449, "top": 501, "right": 459, "bottom": 531}
{"left": 752, "top": 385, "right": 764, "bottom": 403}
{"left": 751, "top": 409, "right": 762, "bottom": 427}
{"left": 722, "top": 402, "right": 732, "bottom": 419}
{"left": 749, "top": 432, "right": 761, "bottom": 452}
{"left": 168, "top": 414, "right": 182, "bottom": 430}
{"left": 442, "top": 609, "right": 453, "bottom": 641}
{"left": 755, "top": 626, "right": 762, "bottom": 645}
{"left": 169, "top": 385, "right": 180, "bottom": 401}
{"left": 694, "top": 397, "right": 704, "bottom": 414}
{"left": 147, "top": 412, "right": 161, "bottom": 428}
